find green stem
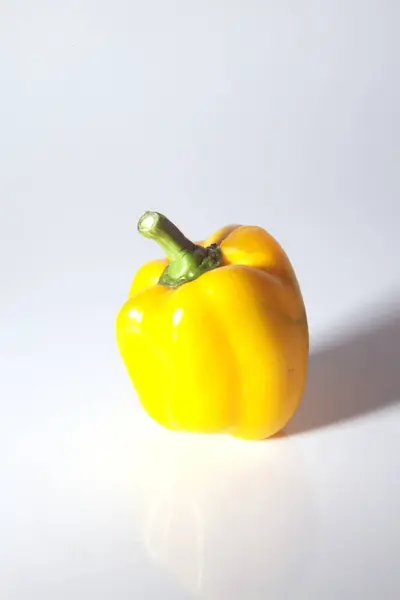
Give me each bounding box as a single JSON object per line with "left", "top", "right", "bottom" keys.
{"left": 137, "top": 211, "right": 222, "bottom": 287}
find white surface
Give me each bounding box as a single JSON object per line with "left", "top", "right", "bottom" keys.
{"left": 1, "top": 2, "right": 399, "bottom": 599}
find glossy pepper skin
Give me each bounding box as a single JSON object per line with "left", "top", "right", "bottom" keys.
{"left": 116, "top": 212, "right": 309, "bottom": 440}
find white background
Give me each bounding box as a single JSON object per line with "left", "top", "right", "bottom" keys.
{"left": 1, "top": 1, "right": 399, "bottom": 599}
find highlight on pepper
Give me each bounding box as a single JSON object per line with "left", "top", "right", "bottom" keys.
{"left": 116, "top": 210, "right": 309, "bottom": 440}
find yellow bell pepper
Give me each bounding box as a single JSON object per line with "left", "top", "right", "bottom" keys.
{"left": 116, "top": 211, "right": 309, "bottom": 440}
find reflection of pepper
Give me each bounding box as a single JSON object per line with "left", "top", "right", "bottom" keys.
{"left": 116, "top": 211, "right": 309, "bottom": 440}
